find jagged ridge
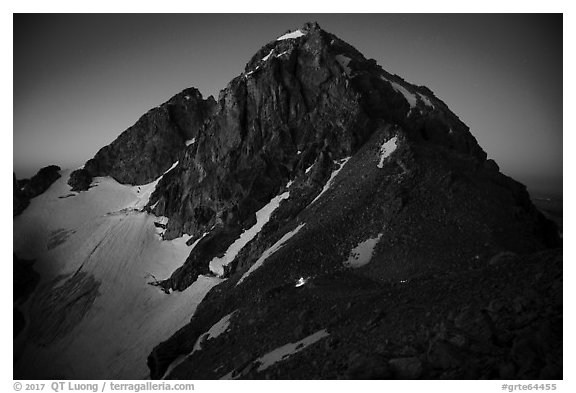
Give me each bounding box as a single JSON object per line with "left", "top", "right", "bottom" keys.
{"left": 68, "top": 87, "right": 216, "bottom": 191}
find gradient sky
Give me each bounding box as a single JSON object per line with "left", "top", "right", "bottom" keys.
{"left": 13, "top": 14, "right": 562, "bottom": 196}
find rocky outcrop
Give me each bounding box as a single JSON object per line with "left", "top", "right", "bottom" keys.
{"left": 157, "top": 248, "right": 561, "bottom": 380}
{"left": 14, "top": 165, "right": 61, "bottom": 216}
{"left": 68, "top": 87, "right": 217, "bottom": 190}
{"left": 68, "top": 168, "right": 93, "bottom": 192}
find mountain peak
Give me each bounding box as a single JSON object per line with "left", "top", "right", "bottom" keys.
{"left": 15, "top": 22, "right": 561, "bottom": 381}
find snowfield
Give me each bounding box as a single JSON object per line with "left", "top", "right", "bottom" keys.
{"left": 14, "top": 170, "right": 221, "bottom": 379}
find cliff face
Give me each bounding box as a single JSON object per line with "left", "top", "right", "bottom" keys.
{"left": 144, "top": 22, "right": 558, "bottom": 294}
{"left": 68, "top": 87, "right": 216, "bottom": 191}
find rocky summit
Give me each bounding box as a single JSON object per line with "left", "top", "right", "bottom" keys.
{"left": 14, "top": 22, "right": 561, "bottom": 380}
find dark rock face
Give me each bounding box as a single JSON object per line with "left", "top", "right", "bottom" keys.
{"left": 146, "top": 23, "right": 561, "bottom": 380}
{"left": 68, "top": 87, "right": 216, "bottom": 190}
{"left": 14, "top": 308, "right": 25, "bottom": 338}
{"left": 13, "top": 255, "right": 40, "bottom": 303}
{"left": 14, "top": 165, "right": 61, "bottom": 216}
{"left": 13, "top": 254, "right": 40, "bottom": 338}
{"left": 68, "top": 168, "right": 93, "bottom": 192}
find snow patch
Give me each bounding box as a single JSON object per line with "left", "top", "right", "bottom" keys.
{"left": 162, "top": 310, "right": 238, "bottom": 379}
{"left": 256, "top": 329, "right": 329, "bottom": 372}
{"left": 390, "top": 82, "right": 417, "bottom": 108}
{"left": 305, "top": 163, "right": 314, "bottom": 174}
{"left": 262, "top": 49, "right": 274, "bottom": 62}
{"left": 344, "top": 234, "right": 383, "bottom": 268}
{"left": 381, "top": 76, "right": 417, "bottom": 109}
{"left": 221, "top": 329, "right": 329, "bottom": 379}
{"left": 245, "top": 65, "right": 260, "bottom": 78}
{"left": 310, "top": 157, "right": 351, "bottom": 205}
{"left": 277, "top": 30, "right": 306, "bottom": 41}
{"left": 236, "top": 223, "right": 306, "bottom": 286}
{"left": 209, "top": 182, "right": 292, "bottom": 276}
{"left": 377, "top": 136, "right": 398, "bottom": 168}
{"left": 193, "top": 311, "right": 237, "bottom": 352}
{"left": 417, "top": 93, "right": 434, "bottom": 108}
{"left": 185, "top": 138, "right": 196, "bottom": 146}
{"left": 276, "top": 50, "right": 291, "bottom": 57}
